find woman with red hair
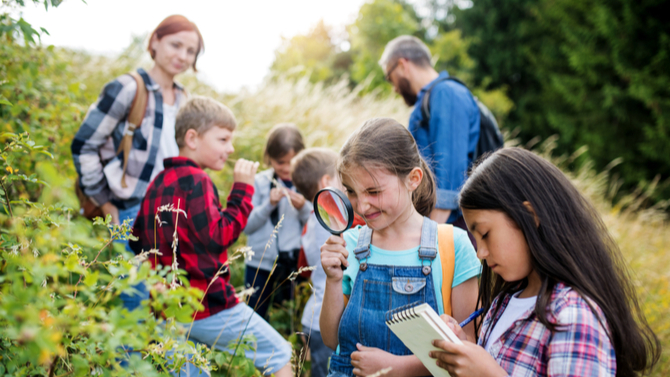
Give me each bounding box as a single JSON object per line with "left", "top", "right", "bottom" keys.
{"left": 72, "top": 15, "right": 204, "bottom": 228}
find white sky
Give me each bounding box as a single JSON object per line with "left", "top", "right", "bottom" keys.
{"left": 17, "top": 0, "right": 366, "bottom": 93}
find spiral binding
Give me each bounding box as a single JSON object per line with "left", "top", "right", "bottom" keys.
{"left": 385, "top": 301, "right": 424, "bottom": 325}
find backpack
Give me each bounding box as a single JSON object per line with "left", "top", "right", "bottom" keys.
{"left": 75, "top": 71, "right": 149, "bottom": 220}
{"left": 420, "top": 76, "right": 504, "bottom": 161}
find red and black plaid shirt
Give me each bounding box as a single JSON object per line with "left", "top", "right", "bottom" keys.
{"left": 130, "top": 156, "right": 254, "bottom": 320}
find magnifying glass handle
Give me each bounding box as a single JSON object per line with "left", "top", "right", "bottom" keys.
{"left": 338, "top": 234, "right": 347, "bottom": 270}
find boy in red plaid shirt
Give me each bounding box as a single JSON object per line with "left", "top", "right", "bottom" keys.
{"left": 130, "top": 96, "right": 292, "bottom": 377}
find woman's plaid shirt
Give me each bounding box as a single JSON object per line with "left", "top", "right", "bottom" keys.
{"left": 478, "top": 282, "right": 616, "bottom": 377}
{"left": 130, "top": 157, "right": 253, "bottom": 320}
{"left": 71, "top": 69, "right": 186, "bottom": 209}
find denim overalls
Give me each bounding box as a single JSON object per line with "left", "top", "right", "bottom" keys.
{"left": 328, "top": 217, "right": 440, "bottom": 377}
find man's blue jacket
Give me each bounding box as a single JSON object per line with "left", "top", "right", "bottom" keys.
{"left": 408, "top": 71, "right": 480, "bottom": 223}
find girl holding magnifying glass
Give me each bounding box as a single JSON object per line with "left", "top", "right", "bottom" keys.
{"left": 319, "top": 118, "right": 481, "bottom": 377}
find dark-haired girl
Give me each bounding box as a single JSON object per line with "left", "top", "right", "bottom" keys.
{"left": 430, "top": 147, "right": 660, "bottom": 377}
{"left": 320, "top": 118, "right": 481, "bottom": 377}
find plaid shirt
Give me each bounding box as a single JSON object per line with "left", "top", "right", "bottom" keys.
{"left": 129, "top": 157, "right": 253, "bottom": 320}
{"left": 479, "top": 282, "right": 616, "bottom": 376}
{"left": 71, "top": 68, "right": 186, "bottom": 209}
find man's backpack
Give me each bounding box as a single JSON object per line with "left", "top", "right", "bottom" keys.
{"left": 420, "top": 76, "right": 504, "bottom": 161}
{"left": 75, "top": 71, "right": 149, "bottom": 220}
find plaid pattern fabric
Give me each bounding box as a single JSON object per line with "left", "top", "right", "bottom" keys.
{"left": 130, "top": 157, "right": 254, "bottom": 320}
{"left": 479, "top": 282, "right": 616, "bottom": 377}
{"left": 71, "top": 68, "right": 185, "bottom": 209}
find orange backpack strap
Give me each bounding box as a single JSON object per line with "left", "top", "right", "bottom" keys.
{"left": 116, "top": 70, "right": 149, "bottom": 188}
{"left": 437, "top": 224, "right": 455, "bottom": 316}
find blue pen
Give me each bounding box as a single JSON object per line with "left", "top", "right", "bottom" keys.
{"left": 458, "top": 308, "right": 485, "bottom": 328}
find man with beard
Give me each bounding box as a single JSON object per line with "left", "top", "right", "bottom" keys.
{"left": 379, "top": 35, "right": 480, "bottom": 228}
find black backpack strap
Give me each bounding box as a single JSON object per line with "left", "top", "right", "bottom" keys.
{"left": 420, "top": 76, "right": 466, "bottom": 129}
{"left": 270, "top": 173, "right": 280, "bottom": 226}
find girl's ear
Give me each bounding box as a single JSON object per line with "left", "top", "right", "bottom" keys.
{"left": 406, "top": 167, "right": 423, "bottom": 192}
{"left": 523, "top": 201, "right": 540, "bottom": 227}
{"left": 183, "top": 129, "right": 200, "bottom": 150}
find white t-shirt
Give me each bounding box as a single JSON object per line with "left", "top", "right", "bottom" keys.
{"left": 485, "top": 292, "right": 537, "bottom": 352}
{"left": 152, "top": 102, "right": 180, "bottom": 180}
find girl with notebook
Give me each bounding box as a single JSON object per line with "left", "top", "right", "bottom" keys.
{"left": 429, "top": 148, "right": 660, "bottom": 376}
{"left": 319, "top": 118, "right": 481, "bottom": 377}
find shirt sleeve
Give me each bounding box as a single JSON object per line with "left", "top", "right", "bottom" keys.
{"left": 189, "top": 179, "right": 254, "bottom": 254}
{"left": 70, "top": 77, "right": 136, "bottom": 206}
{"left": 547, "top": 303, "right": 616, "bottom": 376}
{"left": 451, "top": 227, "right": 481, "bottom": 287}
{"left": 243, "top": 174, "right": 276, "bottom": 234}
{"left": 428, "top": 85, "right": 472, "bottom": 210}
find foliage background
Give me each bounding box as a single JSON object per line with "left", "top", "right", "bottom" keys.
{"left": 1, "top": 0, "right": 669, "bottom": 375}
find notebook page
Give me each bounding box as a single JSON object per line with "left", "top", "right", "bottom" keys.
{"left": 387, "top": 303, "right": 460, "bottom": 377}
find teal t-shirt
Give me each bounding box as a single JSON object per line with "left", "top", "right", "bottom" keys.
{"left": 341, "top": 225, "right": 481, "bottom": 314}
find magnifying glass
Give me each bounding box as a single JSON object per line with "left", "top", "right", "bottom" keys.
{"left": 313, "top": 187, "right": 354, "bottom": 270}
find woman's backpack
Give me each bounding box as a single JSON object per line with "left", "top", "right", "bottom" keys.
{"left": 420, "top": 76, "right": 504, "bottom": 161}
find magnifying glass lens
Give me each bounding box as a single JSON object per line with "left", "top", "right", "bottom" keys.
{"left": 316, "top": 190, "right": 350, "bottom": 233}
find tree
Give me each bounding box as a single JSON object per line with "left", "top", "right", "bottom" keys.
{"left": 457, "top": 0, "right": 670, "bottom": 200}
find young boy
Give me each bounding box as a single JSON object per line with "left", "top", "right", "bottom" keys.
{"left": 129, "top": 96, "right": 292, "bottom": 377}
{"left": 290, "top": 148, "right": 343, "bottom": 377}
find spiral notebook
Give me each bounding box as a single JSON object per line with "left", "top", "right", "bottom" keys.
{"left": 385, "top": 302, "right": 463, "bottom": 377}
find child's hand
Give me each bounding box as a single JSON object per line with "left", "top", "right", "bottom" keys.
{"left": 439, "top": 314, "right": 469, "bottom": 342}
{"left": 287, "top": 190, "right": 306, "bottom": 209}
{"left": 429, "top": 339, "right": 507, "bottom": 377}
{"left": 321, "top": 235, "right": 349, "bottom": 281}
{"left": 233, "top": 159, "right": 259, "bottom": 186}
{"left": 351, "top": 344, "right": 401, "bottom": 377}
{"left": 269, "top": 188, "right": 283, "bottom": 206}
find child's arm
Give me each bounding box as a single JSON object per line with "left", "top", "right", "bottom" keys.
{"left": 243, "top": 177, "right": 282, "bottom": 234}
{"left": 194, "top": 160, "right": 258, "bottom": 251}
{"left": 319, "top": 235, "right": 350, "bottom": 350}
{"left": 450, "top": 276, "right": 479, "bottom": 341}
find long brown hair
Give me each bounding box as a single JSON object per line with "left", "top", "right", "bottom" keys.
{"left": 149, "top": 15, "right": 204, "bottom": 71}
{"left": 338, "top": 118, "right": 436, "bottom": 217}
{"left": 460, "top": 147, "right": 660, "bottom": 376}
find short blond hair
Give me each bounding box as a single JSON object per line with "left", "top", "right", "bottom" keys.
{"left": 175, "top": 96, "right": 237, "bottom": 148}
{"left": 290, "top": 148, "right": 338, "bottom": 202}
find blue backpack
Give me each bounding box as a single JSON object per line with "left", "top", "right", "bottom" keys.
{"left": 420, "top": 76, "right": 504, "bottom": 161}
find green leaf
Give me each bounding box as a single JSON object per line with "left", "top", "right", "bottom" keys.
{"left": 83, "top": 270, "right": 99, "bottom": 287}
{"left": 0, "top": 99, "right": 12, "bottom": 107}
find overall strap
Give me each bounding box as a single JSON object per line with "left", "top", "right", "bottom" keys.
{"left": 437, "top": 224, "right": 456, "bottom": 316}
{"left": 353, "top": 226, "right": 373, "bottom": 261}
{"left": 418, "top": 217, "right": 438, "bottom": 260}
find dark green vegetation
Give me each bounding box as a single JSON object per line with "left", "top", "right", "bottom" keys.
{"left": 271, "top": 0, "right": 670, "bottom": 204}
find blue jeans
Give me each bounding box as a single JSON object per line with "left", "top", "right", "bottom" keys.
{"left": 182, "top": 302, "right": 292, "bottom": 376}
{"left": 328, "top": 219, "right": 440, "bottom": 377}
{"left": 116, "top": 203, "right": 150, "bottom": 311}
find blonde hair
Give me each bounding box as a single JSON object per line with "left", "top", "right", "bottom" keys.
{"left": 291, "top": 148, "right": 338, "bottom": 202}
{"left": 175, "top": 96, "right": 236, "bottom": 148}
{"left": 338, "top": 118, "right": 436, "bottom": 217}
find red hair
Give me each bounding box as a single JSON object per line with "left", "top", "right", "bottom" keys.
{"left": 148, "top": 15, "right": 204, "bottom": 71}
